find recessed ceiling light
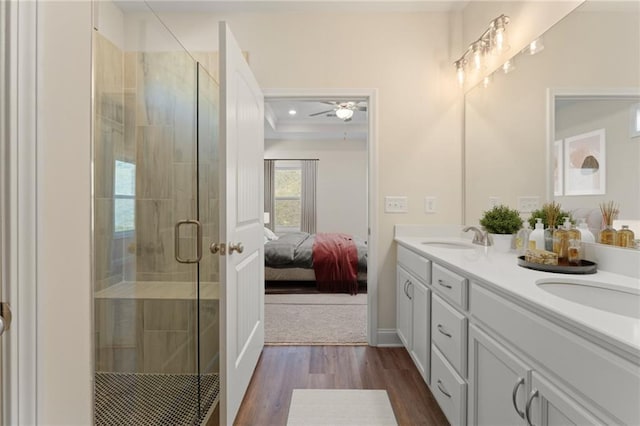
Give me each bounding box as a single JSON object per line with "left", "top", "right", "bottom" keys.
{"left": 288, "top": 109, "right": 297, "bottom": 116}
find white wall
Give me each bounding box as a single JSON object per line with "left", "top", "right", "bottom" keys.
{"left": 156, "top": 10, "right": 463, "bottom": 330}
{"left": 37, "top": 1, "right": 93, "bottom": 424}
{"left": 265, "top": 139, "right": 368, "bottom": 238}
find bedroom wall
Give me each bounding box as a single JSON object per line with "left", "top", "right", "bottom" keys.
{"left": 265, "top": 139, "right": 368, "bottom": 239}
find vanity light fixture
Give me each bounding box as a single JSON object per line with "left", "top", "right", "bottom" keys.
{"left": 454, "top": 14, "right": 510, "bottom": 87}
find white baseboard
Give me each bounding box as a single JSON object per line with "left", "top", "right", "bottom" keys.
{"left": 376, "top": 329, "right": 402, "bottom": 347}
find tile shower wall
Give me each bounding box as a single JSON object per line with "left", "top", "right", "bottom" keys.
{"left": 94, "top": 31, "right": 220, "bottom": 374}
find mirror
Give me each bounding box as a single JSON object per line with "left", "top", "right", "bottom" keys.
{"left": 464, "top": 1, "right": 640, "bottom": 248}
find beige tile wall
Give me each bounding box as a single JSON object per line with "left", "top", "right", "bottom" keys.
{"left": 94, "top": 31, "right": 221, "bottom": 374}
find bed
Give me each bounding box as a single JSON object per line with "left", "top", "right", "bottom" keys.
{"left": 264, "top": 231, "right": 367, "bottom": 294}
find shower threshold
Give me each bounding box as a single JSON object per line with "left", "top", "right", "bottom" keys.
{"left": 95, "top": 372, "right": 220, "bottom": 425}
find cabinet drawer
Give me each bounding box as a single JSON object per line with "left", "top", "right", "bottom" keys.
{"left": 432, "top": 263, "right": 468, "bottom": 310}
{"left": 398, "top": 245, "right": 431, "bottom": 284}
{"left": 432, "top": 344, "right": 467, "bottom": 426}
{"left": 432, "top": 293, "right": 467, "bottom": 378}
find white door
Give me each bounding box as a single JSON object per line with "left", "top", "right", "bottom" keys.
{"left": 218, "top": 22, "right": 265, "bottom": 426}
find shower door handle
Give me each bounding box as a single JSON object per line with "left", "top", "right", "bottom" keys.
{"left": 174, "top": 220, "right": 202, "bottom": 263}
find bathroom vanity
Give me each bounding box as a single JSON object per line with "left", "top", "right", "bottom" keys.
{"left": 395, "top": 226, "right": 639, "bottom": 426}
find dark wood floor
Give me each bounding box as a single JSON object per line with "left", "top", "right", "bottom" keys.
{"left": 233, "top": 345, "right": 449, "bottom": 426}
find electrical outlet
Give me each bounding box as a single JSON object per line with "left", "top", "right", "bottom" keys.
{"left": 424, "top": 196, "right": 437, "bottom": 214}
{"left": 488, "top": 196, "right": 502, "bottom": 208}
{"left": 517, "top": 196, "right": 540, "bottom": 213}
{"left": 385, "top": 196, "right": 408, "bottom": 213}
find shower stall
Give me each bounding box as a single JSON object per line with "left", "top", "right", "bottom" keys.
{"left": 92, "top": 2, "right": 221, "bottom": 424}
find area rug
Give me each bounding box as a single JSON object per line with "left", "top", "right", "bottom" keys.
{"left": 287, "top": 389, "right": 398, "bottom": 426}
{"left": 265, "top": 294, "right": 367, "bottom": 344}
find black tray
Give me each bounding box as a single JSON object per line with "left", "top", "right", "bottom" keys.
{"left": 517, "top": 256, "right": 597, "bottom": 274}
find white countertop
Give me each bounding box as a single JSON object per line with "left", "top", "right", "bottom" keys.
{"left": 395, "top": 235, "right": 640, "bottom": 360}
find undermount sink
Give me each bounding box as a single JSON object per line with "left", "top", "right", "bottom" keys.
{"left": 536, "top": 279, "right": 640, "bottom": 319}
{"left": 421, "top": 241, "right": 475, "bottom": 250}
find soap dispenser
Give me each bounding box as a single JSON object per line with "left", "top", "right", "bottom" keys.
{"left": 577, "top": 219, "right": 595, "bottom": 243}
{"left": 515, "top": 221, "right": 531, "bottom": 255}
{"left": 530, "top": 218, "right": 545, "bottom": 250}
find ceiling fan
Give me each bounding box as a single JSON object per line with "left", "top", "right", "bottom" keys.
{"left": 308, "top": 101, "right": 367, "bottom": 122}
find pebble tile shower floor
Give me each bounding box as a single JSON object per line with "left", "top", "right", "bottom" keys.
{"left": 95, "top": 372, "right": 219, "bottom": 425}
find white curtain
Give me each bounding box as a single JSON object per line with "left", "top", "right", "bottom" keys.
{"left": 264, "top": 159, "right": 275, "bottom": 230}
{"left": 301, "top": 160, "right": 318, "bottom": 234}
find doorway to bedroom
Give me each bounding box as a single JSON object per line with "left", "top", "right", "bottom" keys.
{"left": 262, "top": 93, "right": 373, "bottom": 345}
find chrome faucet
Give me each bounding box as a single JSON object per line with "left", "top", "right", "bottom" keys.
{"left": 463, "top": 226, "right": 493, "bottom": 246}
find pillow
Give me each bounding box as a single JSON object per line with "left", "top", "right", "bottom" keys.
{"left": 264, "top": 227, "right": 279, "bottom": 241}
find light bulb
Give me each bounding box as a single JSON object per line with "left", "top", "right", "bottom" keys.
{"left": 473, "top": 42, "right": 483, "bottom": 70}
{"left": 455, "top": 60, "right": 465, "bottom": 87}
{"left": 483, "top": 75, "right": 491, "bottom": 88}
{"left": 491, "top": 15, "right": 509, "bottom": 54}
{"left": 335, "top": 108, "right": 354, "bottom": 121}
{"left": 528, "top": 37, "right": 544, "bottom": 55}
{"left": 288, "top": 109, "right": 297, "bottom": 116}
{"left": 502, "top": 59, "right": 516, "bottom": 74}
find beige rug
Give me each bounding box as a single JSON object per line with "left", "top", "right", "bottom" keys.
{"left": 287, "top": 389, "right": 397, "bottom": 426}
{"left": 265, "top": 294, "right": 367, "bottom": 344}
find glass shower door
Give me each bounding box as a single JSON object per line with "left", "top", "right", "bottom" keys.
{"left": 92, "top": 3, "right": 216, "bottom": 424}
{"left": 196, "top": 62, "right": 221, "bottom": 421}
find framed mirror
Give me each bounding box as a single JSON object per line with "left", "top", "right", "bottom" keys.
{"left": 464, "top": 1, "right": 640, "bottom": 248}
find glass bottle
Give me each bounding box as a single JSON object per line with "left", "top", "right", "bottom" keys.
{"left": 617, "top": 225, "right": 635, "bottom": 248}
{"left": 552, "top": 218, "right": 570, "bottom": 262}
{"left": 515, "top": 221, "right": 531, "bottom": 255}
{"left": 544, "top": 226, "right": 554, "bottom": 251}
{"left": 567, "top": 239, "right": 582, "bottom": 265}
{"left": 599, "top": 226, "right": 617, "bottom": 245}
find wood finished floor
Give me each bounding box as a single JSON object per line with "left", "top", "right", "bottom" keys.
{"left": 234, "top": 345, "right": 449, "bottom": 426}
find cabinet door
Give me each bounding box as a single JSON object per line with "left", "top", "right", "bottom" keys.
{"left": 396, "top": 265, "right": 413, "bottom": 349}
{"left": 469, "top": 324, "right": 529, "bottom": 426}
{"left": 410, "top": 280, "right": 430, "bottom": 383}
{"left": 527, "top": 372, "right": 603, "bottom": 426}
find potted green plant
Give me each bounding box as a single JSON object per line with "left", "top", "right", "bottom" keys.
{"left": 479, "top": 205, "right": 522, "bottom": 251}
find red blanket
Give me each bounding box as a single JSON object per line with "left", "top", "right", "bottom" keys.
{"left": 312, "top": 233, "right": 359, "bottom": 295}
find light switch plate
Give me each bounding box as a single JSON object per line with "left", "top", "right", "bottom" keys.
{"left": 518, "top": 196, "right": 540, "bottom": 213}
{"left": 424, "top": 196, "right": 437, "bottom": 214}
{"left": 385, "top": 196, "right": 408, "bottom": 213}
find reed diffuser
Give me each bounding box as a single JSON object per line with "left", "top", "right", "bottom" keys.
{"left": 542, "top": 202, "right": 562, "bottom": 251}
{"left": 599, "top": 201, "right": 619, "bottom": 245}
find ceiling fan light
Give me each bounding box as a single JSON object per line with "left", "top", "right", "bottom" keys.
{"left": 335, "top": 108, "right": 354, "bottom": 121}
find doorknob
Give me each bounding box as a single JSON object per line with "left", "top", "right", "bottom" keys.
{"left": 229, "top": 242, "right": 244, "bottom": 254}
{"left": 210, "top": 242, "right": 226, "bottom": 255}
{"left": 0, "top": 303, "right": 12, "bottom": 336}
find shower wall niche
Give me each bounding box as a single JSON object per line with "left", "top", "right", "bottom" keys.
{"left": 92, "top": 2, "right": 221, "bottom": 424}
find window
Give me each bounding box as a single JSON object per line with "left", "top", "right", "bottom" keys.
{"left": 274, "top": 160, "right": 301, "bottom": 232}
{"left": 114, "top": 160, "right": 135, "bottom": 233}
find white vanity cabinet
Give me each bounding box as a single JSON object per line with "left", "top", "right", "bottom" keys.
{"left": 468, "top": 324, "right": 530, "bottom": 426}
{"left": 395, "top": 237, "right": 639, "bottom": 426}
{"left": 396, "top": 245, "right": 432, "bottom": 383}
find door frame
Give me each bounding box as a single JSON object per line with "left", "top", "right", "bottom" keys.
{"left": 262, "top": 88, "right": 379, "bottom": 346}
{"left": 2, "top": 0, "right": 38, "bottom": 424}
